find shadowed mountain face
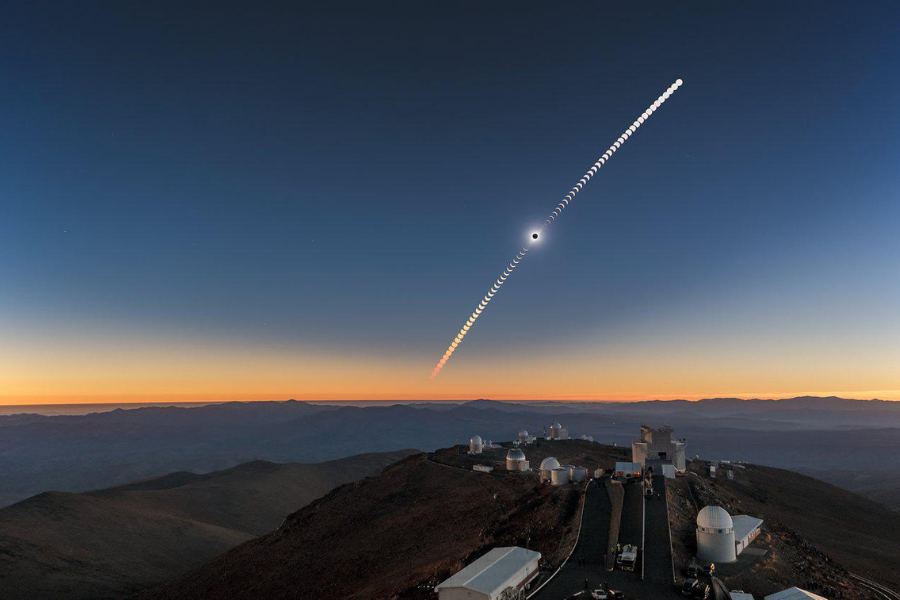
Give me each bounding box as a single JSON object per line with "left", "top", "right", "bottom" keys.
{"left": 4, "top": 397, "right": 900, "bottom": 507}
{"left": 0, "top": 450, "right": 416, "bottom": 600}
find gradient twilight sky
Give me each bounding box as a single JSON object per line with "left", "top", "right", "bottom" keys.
{"left": 2, "top": 1, "right": 899, "bottom": 404}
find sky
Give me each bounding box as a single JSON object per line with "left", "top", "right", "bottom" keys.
{"left": 2, "top": 1, "right": 899, "bottom": 404}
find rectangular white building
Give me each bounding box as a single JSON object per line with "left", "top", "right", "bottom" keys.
{"left": 765, "top": 588, "right": 828, "bottom": 600}
{"left": 733, "top": 515, "right": 763, "bottom": 555}
{"left": 436, "top": 546, "right": 540, "bottom": 600}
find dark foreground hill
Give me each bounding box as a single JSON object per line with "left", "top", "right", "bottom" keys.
{"left": 0, "top": 449, "right": 415, "bottom": 600}
{"left": 667, "top": 461, "right": 900, "bottom": 597}
{"left": 136, "top": 442, "right": 626, "bottom": 600}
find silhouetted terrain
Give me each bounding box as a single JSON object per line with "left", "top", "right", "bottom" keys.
{"left": 4, "top": 397, "right": 900, "bottom": 507}
{"left": 0, "top": 450, "right": 415, "bottom": 600}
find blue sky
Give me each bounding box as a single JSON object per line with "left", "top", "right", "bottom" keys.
{"left": 1, "top": 1, "right": 898, "bottom": 401}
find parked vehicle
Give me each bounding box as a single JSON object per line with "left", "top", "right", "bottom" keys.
{"left": 680, "top": 578, "right": 710, "bottom": 598}
{"left": 616, "top": 544, "right": 638, "bottom": 571}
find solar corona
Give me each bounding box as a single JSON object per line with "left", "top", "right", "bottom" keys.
{"left": 431, "top": 79, "right": 684, "bottom": 378}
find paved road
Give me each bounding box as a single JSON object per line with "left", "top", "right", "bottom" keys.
{"left": 643, "top": 475, "right": 675, "bottom": 589}
{"left": 531, "top": 478, "right": 681, "bottom": 600}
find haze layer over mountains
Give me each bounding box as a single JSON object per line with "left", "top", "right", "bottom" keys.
{"left": 3, "top": 397, "right": 900, "bottom": 508}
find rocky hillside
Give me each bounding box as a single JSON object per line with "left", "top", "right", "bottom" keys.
{"left": 0, "top": 449, "right": 415, "bottom": 600}
{"left": 667, "top": 460, "right": 900, "bottom": 598}
{"left": 137, "top": 441, "right": 623, "bottom": 600}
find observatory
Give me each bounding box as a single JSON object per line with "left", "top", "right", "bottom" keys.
{"left": 696, "top": 506, "right": 763, "bottom": 564}
{"left": 549, "top": 422, "right": 569, "bottom": 440}
{"left": 517, "top": 430, "right": 535, "bottom": 445}
{"left": 435, "top": 546, "right": 541, "bottom": 600}
{"left": 631, "top": 425, "right": 686, "bottom": 472}
{"left": 469, "top": 435, "right": 483, "bottom": 455}
{"left": 505, "top": 448, "right": 530, "bottom": 472}
{"left": 539, "top": 457, "right": 561, "bottom": 482}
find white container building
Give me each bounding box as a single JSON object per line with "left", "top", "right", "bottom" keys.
{"left": 550, "top": 467, "right": 570, "bottom": 486}
{"left": 435, "top": 546, "right": 541, "bottom": 600}
{"left": 764, "top": 588, "right": 828, "bottom": 600}
{"left": 733, "top": 515, "right": 763, "bottom": 554}
{"left": 568, "top": 465, "right": 587, "bottom": 483}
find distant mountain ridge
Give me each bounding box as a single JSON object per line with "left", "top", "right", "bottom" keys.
{"left": 4, "top": 396, "right": 900, "bottom": 508}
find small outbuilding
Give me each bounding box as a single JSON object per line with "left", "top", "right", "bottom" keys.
{"left": 550, "top": 467, "right": 570, "bottom": 486}
{"left": 435, "top": 546, "right": 541, "bottom": 600}
{"left": 568, "top": 465, "right": 587, "bottom": 483}
{"left": 732, "top": 515, "right": 763, "bottom": 555}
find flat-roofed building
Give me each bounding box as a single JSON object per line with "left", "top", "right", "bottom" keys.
{"left": 435, "top": 546, "right": 541, "bottom": 600}
{"left": 732, "top": 515, "right": 763, "bottom": 555}
{"left": 764, "top": 588, "right": 828, "bottom": 600}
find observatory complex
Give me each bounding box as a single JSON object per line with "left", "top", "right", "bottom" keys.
{"left": 631, "top": 424, "right": 686, "bottom": 472}
{"left": 696, "top": 505, "right": 763, "bottom": 564}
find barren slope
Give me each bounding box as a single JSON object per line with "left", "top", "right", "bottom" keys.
{"left": 139, "top": 448, "right": 596, "bottom": 600}
{"left": 0, "top": 449, "right": 415, "bottom": 600}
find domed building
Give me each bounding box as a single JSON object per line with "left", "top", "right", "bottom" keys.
{"left": 696, "top": 506, "right": 763, "bottom": 564}
{"left": 469, "top": 435, "right": 483, "bottom": 455}
{"left": 539, "top": 456, "right": 560, "bottom": 482}
{"left": 549, "top": 422, "right": 569, "bottom": 440}
{"left": 506, "top": 448, "right": 530, "bottom": 471}
{"left": 696, "top": 506, "right": 736, "bottom": 563}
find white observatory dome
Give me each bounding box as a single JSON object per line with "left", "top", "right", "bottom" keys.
{"left": 697, "top": 506, "right": 734, "bottom": 531}
{"left": 540, "top": 457, "right": 561, "bottom": 471}
{"left": 507, "top": 448, "right": 526, "bottom": 461}
{"left": 470, "top": 435, "right": 483, "bottom": 445}
{"left": 519, "top": 430, "right": 528, "bottom": 437}
{"left": 696, "top": 505, "right": 737, "bottom": 563}
{"left": 551, "top": 422, "right": 562, "bottom": 429}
